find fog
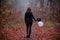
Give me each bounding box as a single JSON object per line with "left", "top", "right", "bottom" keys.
{"left": 9, "top": 0, "right": 48, "bottom": 14}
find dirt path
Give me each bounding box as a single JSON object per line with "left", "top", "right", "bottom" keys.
{"left": 0, "top": 22, "right": 60, "bottom": 40}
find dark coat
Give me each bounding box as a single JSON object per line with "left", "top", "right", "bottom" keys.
{"left": 25, "top": 12, "right": 36, "bottom": 23}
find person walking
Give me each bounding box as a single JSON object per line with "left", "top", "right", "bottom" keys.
{"left": 24, "top": 7, "right": 36, "bottom": 38}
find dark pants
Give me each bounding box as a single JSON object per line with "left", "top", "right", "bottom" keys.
{"left": 26, "top": 22, "right": 32, "bottom": 38}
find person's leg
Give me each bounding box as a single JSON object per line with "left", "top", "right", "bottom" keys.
{"left": 26, "top": 23, "right": 29, "bottom": 38}
{"left": 28, "top": 22, "right": 32, "bottom": 37}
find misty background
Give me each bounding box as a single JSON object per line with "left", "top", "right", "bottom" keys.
{"left": 1, "top": 0, "right": 60, "bottom": 26}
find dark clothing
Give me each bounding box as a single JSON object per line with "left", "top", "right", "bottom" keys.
{"left": 24, "top": 12, "right": 36, "bottom": 38}
{"left": 26, "top": 22, "right": 32, "bottom": 38}
{"left": 25, "top": 12, "right": 36, "bottom": 23}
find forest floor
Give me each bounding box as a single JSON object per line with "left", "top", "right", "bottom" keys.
{"left": 0, "top": 21, "right": 60, "bottom": 40}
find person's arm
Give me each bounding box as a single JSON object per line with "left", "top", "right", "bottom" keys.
{"left": 31, "top": 13, "right": 36, "bottom": 21}
{"left": 24, "top": 13, "right": 26, "bottom": 22}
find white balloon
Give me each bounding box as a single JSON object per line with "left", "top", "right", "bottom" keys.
{"left": 37, "top": 21, "right": 44, "bottom": 27}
